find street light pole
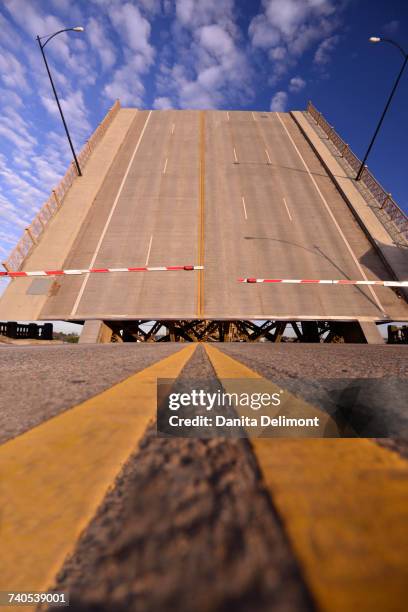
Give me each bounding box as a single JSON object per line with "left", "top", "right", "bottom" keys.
{"left": 356, "top": 37, "right": 408, "bottom": 181}
{"left": 36, "top": 27, "right": 84, "bottom": 177}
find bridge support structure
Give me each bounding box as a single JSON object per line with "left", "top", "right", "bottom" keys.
{"left": 77, "top": 319, "right": 385, "bottom": 344}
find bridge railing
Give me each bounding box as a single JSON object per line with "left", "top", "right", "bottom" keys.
{"left": 307, "top": 101, "right": 408, "bottom": 242}
{"left": 2, "top": 99, "right": 121, "bottom": 272}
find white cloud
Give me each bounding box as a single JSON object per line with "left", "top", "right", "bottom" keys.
{"left": 90, "top": 0, "right": 162, "bottom": 14}
{"left": 138, "top": 0, "right": 162, "bottom": 14}
{"left": 0, "top": 159, "right": 45, "bottom": 209}
{"left": 249, "top": 0, "right": 340, "bottom": 79}
{"left": 4, "top": 0, "right": 61, "bottom": 36}
{"left": 269, "top": 46, "right": 286, "bottom": 60}
{"left": 250, "top": 15, "right": 280, "bottom": 49}
{"left": 104, "top": 60, "right": 145, "bottom": 106}
{"left": 197, "top": 65, "right": 224, "bottom": 90}
{"left": 0, "top": 201, "right": 28, "bottom": 229}
{"left": 0, "top": 107, "right": 37, "bottom": 153}
{"left": 29, "top": 156, "right": 64, "bottom": 186}
{"left": 314, "top": 34, "right": 339, "bottom": 64}
{"left": 4, "top": 0, "right": 71, "bottom": 65}
{"left": 175, "top": 0, "right": 235, "bottom": 29}
{"left": 50, "top": 0, "right": 71, "bottom": 10}
{"left": 87, "top": 17, "right": 116, "bottom": 69}
{"left": 41, "top": 90, "right": 91, "bottom": 143}
{"left": 160, "top": 38, "right": 250, "bottom": 109}
{"left": 270, "top": 90, "right": 287, "bottom": 111}
{"left": 4, "top": 0, "right": 93, "bottom": 84}
{"left": 50, "top": 0, "right": 84, "bottom": 22}
{"left": 108, "top": 2, "right": 155, "bottom": 64}
{"left": 200, "top": 24, "right": 234, "bottom": 58}
{"left": 157, "top": 64, "right": 221, "bottom": 109}
{"left": 153, "top": 96, "right": 173, "bottom": 109}
{"left": 0, "top": 171, "right": 51, "bottom": 226}
{"left": 179, "top": 79, "right": 220, "bottom": 108}
{"left": 382, "top": 20, "right": 399, "bottom": 36}
{"left": 176, "top": 0, "right": 194, "bottom": 25}
{"left": 0, "top": 49, "right": 29, "bottom": 91}
{"left": 0, "top": 88, "right": 23, "bottom": 108}
{"left": 0, "top": 12, "right": 22, "bottom": 48}
{"left": 158, "top": 1, "right": 251, "bottom": 109}
{"left": 163, "top": 0, "right": 172, "bottom": 15}
{"left": 289, "top": 76, "right": 306, "bottom": 92}
{"left": 60, "top": 91, "right": 91, "bottom": 137}
{"left": 0, "top": 179, "right": 31, "bottom": 231}
{"left": 102, "top": 2, "right": 156, "bottom": 106}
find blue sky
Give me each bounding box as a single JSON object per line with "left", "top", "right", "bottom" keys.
{"left": 0, "top": 0, "right": 407, "bottom": 304}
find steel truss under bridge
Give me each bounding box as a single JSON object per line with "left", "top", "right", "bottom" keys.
{"left": 93, "top": 320, "right": 380, "bottom": 343}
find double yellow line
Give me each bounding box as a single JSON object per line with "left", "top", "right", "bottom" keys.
{"left": 0, "top": 346, "right": 196, "bottom": 603}
{"left": 197, "top": 111, "right": 205, "bottom": 318}
{"left": 205, "top": 345, "right": 408, "bottom": 612}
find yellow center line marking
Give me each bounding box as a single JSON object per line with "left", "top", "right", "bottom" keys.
{"left": 204, "top": 344, "right": 408, "bottom": 612}
{"left": 0, "top": 345, "right": 196, "bottom": 601}
{"left": 197, "top": 111, "right": 205, "bottom": 318}
{"left": 204, "top": 344, "right": 338, "bottom": 437}
{"left": 162, "top": 157, "right": 168, "bottom": 174}
{"left": 233, "top": 146, "right": 238, "bottom": 164}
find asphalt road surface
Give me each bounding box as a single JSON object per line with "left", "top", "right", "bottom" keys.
{"left": 1, "top": 343, "right": 408, "bottom": 612}
{"left": 46, "top": 347, "right": 313, "bottom": 612}
{"left": 1, "top": 342, "right": 407, "bottom": 444}
{"left": 32, "top": 110, "right": 407, "bottom": 322}
{"left": 33, "top": 343, "right": 406, "bottom": 612}
{"left": 0, "top": 343, "right": 182, "bottom": 444}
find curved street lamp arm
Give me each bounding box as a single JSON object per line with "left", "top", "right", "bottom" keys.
{"left": 39, "top": 28, "right": 76, "bottom": 48}
{"left": 381, "top": 38, "right": 408, "bottom": 59}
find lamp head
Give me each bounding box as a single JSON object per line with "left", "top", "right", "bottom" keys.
{"left": 72, "top": 26, "right": 84, "bottom": 32}
{"left": 369, "top": 36, "right": 381, "bottom": 43}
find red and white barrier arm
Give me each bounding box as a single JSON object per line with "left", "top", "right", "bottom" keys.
{"left": 238, "top": 278, "right": 408, "bottom": 287}
{"left": 1, "top": 265, "right": 204, "bottom": 278}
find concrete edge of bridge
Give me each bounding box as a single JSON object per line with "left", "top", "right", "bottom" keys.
{"left": 290, "top": 110, "right": 408, "bottom": 304}
{"left": 0, "top": 108, "right": 138, "bottom": 322}
{"left": 78, "top": 320, "right": 115, "bottom": 344}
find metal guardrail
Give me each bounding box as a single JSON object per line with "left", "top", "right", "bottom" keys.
{"left": 2, "top": 99, "right": 121, "bottom": 272}
{"left": 0, "top": 320, "right": 53, "bottom": 340}
{"left": 307, "top": 101, "right": 408, "bottom": 242}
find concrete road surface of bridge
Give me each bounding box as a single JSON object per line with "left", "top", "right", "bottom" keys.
{"left": 1, "top": 107, "right": 407, "bottom": 323}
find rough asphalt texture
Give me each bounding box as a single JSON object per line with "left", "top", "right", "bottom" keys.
{"left": 217, "top": 344, "right": 408, "bottom": 379}
{"left": 0, "top": 344, "right": 181, "bottom": 444}
{"left": 217, "top": 344, "right": 408, "bottom": 440}
{"left": 2, "top": 342, "right": 406, "bottom": 611}
{"left": 218, "top": 344, "right": 408, "bottom": 456}
{"left": 46, "top": 346, "right": 313, "bottom": 612}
